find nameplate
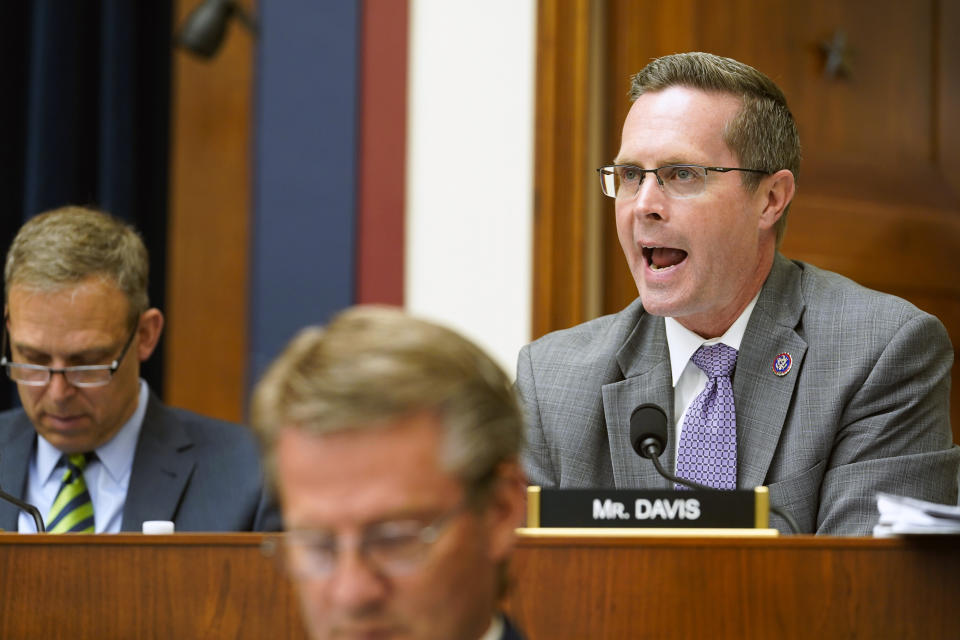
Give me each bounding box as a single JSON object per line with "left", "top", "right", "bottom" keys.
{"left": 526, "top": 487, "right": 769, "bottom": 529}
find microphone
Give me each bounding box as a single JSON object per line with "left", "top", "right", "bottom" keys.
{"left": 629, "top": 403, "right": 799, "bottom": 534}
{"left": 630, "top": 403, "right": 711, "bottom": 491}
{"left": 0, "top": 452, "right": 46, "bottom": 532}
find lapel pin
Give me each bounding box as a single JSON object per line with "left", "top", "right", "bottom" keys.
{"left": 772, "top": 352, "right": 792, "bottom": 377}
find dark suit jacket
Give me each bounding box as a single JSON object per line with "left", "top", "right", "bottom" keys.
{"left": 0, "top": 392, "right": 281, "bottom": 532}
{"left": 517, "top": 254, "right": 960, "bottom": 535}
{"left": 500, "top": 615, "right": 525, "bottom": 640}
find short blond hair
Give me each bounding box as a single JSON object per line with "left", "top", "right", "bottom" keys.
{"left": 251, "top": 306, "right": 524, "bottom": 497}
{"left": 5, "top": 206, "right": 150, "bottom": 324}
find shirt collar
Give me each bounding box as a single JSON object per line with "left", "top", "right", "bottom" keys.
{"left": 36, "top": 379, "right": 149, "bottom": 485}
{"left": 478, "top": 615, "right": 504, "bottom": 640}
{"left": 95, "top": 380, "right": 148, "bottom": 484}
{"left": 664, "top": 293, "right": 760, "bottom": 387}
{"left": 35, "top": 433, "right": 65, "bottom": 486}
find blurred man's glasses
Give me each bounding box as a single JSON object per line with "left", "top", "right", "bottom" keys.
{"left": 266, "top": 503, "right": 468, "bottom": 580}
{"left": 0, "top": 320, "right": 138, "bottom": 388}
{"left": 597, "top": 164, "right": 769, "bottom": 200}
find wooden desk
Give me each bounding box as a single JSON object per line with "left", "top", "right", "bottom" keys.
{"left": 0, "top": 533, "right": 306, "bottom": 640}
{"left": 507, "top": 534, "right": 960, "bottom": 639}
{"left": 1, "top": 533, "right": 956, "bottom": 639}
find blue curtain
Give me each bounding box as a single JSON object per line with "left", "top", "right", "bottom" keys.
{"left": 0, "top": 1, "right": 172, "bottom": 410}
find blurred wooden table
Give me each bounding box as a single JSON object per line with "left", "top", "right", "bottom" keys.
{"left": 0, "top": 533, "right": 306, "bottom": 640}
{"left": 1, "top": 533, "right": 956, "bottom": 639}
{"left": 507, "top": 534, "right": 960, "bottom": 639}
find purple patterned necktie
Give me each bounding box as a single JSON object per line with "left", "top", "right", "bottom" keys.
{"left": 676, "top": 343, "right": 738, "bottom": 489}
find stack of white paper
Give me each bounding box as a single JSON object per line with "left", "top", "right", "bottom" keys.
{"left": 873, "top": 492, "right": 960, "bottom": 537}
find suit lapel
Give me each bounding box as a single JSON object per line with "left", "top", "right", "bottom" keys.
{"left": 121, "top": 394, "right": 196, "bottom": 531}
{"left": 0, "top": 413, "right": 36, "bottom": 531}
{"left": 603, "top": 312, "right": 675, "bottom": 489}
{"left": 734, "top": 254, "right": 807, "bottom": 488}
{"left": 500, "top": 614, "right": 526, "bottom": 640}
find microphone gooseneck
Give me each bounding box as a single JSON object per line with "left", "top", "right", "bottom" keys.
{"left": 630, "top": 403, "right": 712, "bottom": 491}
{"left": 0, "top": 452, "right": 46, "bottom": 532}
{"left": 628, "top": 403, "right": 800, "bottom": 534}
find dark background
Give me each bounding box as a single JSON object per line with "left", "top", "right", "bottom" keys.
{"left": 0, "top": 1, "right": 172, "bottom": 411}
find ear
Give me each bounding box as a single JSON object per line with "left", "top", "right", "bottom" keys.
{"left": 136, "top": 308, "right": 165, "bottom": 362}
{"left": 483, "top": 461, "right": 528, "bottom": 562}
{"left": 757, "top": 169, "right": 795, "bottom": 231}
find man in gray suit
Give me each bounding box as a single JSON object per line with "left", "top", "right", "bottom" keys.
{"left": 517, "top": 52, "right": 959, "bottom": 535}
{"left": 0, "top": 206, "right": 279, "bottom": 532}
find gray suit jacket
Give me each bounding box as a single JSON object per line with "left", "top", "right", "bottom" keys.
{"left": 0, "top": 392, "right": 281, "bottom": 532}
{"left": 517, "top": 254, "right": 960, "bottom": 535}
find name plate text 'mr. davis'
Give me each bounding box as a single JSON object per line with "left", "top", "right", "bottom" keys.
{"left": 528, "top": 487, "right": 768, "bottom": 529}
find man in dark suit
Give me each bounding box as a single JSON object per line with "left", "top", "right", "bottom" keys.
{"left": 0, "top": 206, "right": 279, "bottom": 532}
{"left": 251, "top": 307, "right": 526, "bottom": 640}
{"left": 517, "top": 52, "right": 959, "bottom": 535}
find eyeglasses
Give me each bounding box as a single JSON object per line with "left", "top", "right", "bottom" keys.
{"left": 597, "top": 164, "right": 769, "bottom": 200}
{"left": 0, "top": 320, "right": 138, "bottom": 388}
{"left": 265, "top": 503, "right": 468, "bottom": 580}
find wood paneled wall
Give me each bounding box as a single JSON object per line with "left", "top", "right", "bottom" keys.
{"left": 165, "top": 0, "right": 256, "bottom": 422}
{"left": 531, "top": 0, "right": 594, "bottom": 339}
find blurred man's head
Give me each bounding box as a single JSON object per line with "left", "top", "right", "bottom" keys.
{"left": 608, "top": 52, "right": 798, "bottom": 338}
{"left": 3, "top": 207, "right": 164, "bottom": 453}
{"left": 251, "top": 306, "right": 526, "bottom": 640}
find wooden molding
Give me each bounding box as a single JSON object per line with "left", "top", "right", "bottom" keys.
{"left": 165, "top": 0, "right": 256, "bottom": 422}
{"left": 531, "top": 0, "right": 594, "bottom": 339}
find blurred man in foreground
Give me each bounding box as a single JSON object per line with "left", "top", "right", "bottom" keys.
{"left": 252, "top": 306, "right": 527, "bottom": 640}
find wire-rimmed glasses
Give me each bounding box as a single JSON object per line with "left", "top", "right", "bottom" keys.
{"left": 597, "top": 164, "right": 769, "bottom": 200}
{"left": 264, "top": 503, "right": 468, "bottom": 580}
{"left": 1, "top": 321, "right": 138, "bottom": 388}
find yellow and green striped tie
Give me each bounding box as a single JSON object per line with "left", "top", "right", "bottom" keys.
{"left": 46, "top": 453, "right": 95, "bottom": 533}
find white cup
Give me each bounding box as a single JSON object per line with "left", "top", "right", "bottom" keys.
{"left": 142, "top": 520, "right": 175, "bottom": 534}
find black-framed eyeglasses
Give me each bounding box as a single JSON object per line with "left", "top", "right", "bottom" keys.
{"left": 1, "top": 318, "right": 138, "bottom": 388}
{"left": 263, "top": 502, "right": 468, "bottom": 580}
{"left": 597, "top": 164, "right": 770, "bottom": 200}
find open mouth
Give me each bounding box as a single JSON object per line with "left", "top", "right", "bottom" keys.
{"left": 642, "top": 245, "right": 688, "bottom": 272}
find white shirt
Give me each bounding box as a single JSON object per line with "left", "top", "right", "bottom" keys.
{"left": 19, "top": 380, "right": 149, "bottom": 533}
{"left": 664, "top": 294, "right": 759, "bottom": 459}
{"left": 479, "top": 615, "right": 504, "bottom": 640}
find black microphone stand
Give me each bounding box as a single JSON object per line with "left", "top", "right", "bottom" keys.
{"left": 0, "top": 451, "right": 46, "bottom": 532}
{"left": 637, "top": 430, "right": 802, "bottom": 535}
{"left": 641, "top": 441, "right": 713, "bottom": 491}
{"left": 0, "top": 487, "right": 45, "bottom": 532}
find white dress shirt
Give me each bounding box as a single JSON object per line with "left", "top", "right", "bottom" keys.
{"left": 664, "top": 294, "right": 759, "bottom": 459}
{"left": 19, "top": 380, "right": 149, "bottom": 533}
{"left": 478, "top": 615, "right": 504, "bottom": 640}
